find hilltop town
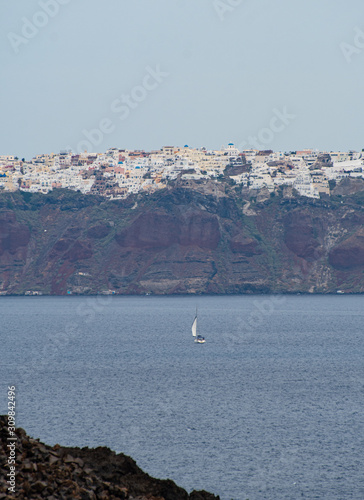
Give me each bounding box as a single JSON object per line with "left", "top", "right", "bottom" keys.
{"left": 1, "top": 145, "right": 364, "bottom": 199}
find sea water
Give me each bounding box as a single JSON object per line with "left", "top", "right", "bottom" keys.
{"left": 1, "top": 295, "right": 363, "bottom": 500}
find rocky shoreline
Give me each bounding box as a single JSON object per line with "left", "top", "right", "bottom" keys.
{"left": 0, "top": 416, "right": 219, "bottom": 499}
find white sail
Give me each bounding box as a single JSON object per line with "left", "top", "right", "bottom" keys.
{"left": 191, "top": 316, "right": 197, "bottom": 337}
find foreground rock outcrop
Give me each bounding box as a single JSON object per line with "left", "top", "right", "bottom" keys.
{"left": 2, "top": 180, "right": 364, "bottom": 294}
{"left": 0, "top": 416, "right": 219, "bottom": 500}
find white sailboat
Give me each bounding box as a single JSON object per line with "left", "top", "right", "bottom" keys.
{"left": 192, "top": 308, "right": 206, "bottom": 344}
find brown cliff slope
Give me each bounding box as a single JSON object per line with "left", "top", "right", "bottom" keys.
{"left": 1, "top": 183, "right": 364, "bottom": 294}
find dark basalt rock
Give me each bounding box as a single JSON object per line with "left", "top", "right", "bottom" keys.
{"left": 0, "top": 416, "right": 220, "bottom": 499}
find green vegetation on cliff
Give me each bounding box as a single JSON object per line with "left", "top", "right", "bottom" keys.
{"left": 1, "top": 180, "right": 364, "bottom": 295}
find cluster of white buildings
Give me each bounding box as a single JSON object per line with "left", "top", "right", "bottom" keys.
{"left": 1, "top": 145, "right": 363, "bottom": 199}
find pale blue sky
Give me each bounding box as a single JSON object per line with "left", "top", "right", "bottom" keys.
{"left": 1, "top": 0, "right": 364, "bottom": 158}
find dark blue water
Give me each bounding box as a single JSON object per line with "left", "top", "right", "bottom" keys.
{"left": 1, "top": 295, "right": 364, "bottom": 500}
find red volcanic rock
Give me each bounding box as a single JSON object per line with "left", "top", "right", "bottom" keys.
{"left": 116, "top": 212, "right": 179, "bottom": 248}
{"left": 4, "top": 186, "right": 364, "bottom": 294}
{"left": 116, "top": 212, "right": 220, "bottom": 250}
{"left": 329, "top": 229, "right": 364, "bottom": 269}
{"left": 229, "top": 235, "right": 262, "bottom": 255}
{"left": 64, "top": 226, "right": 82, "bottom": 238}
{"left": 0, "top": 212, "right": 30, "bottom": 256}
{"left": 284, "top": 211, "right": 321, "bottom": 260}
{"left": 179, "top": 213, "right": 220, "bottom": 249}
{"left": 87, "top": 224, "right": 111, "bottom": 239}
{"left": 52, "top": 238, "right": 72, "bottom": 253}
{"left": 64, "top": 240, "right": 93, "bottom": 262}
{"left": 50, "top": 239, "right": 93, "bottom": 262}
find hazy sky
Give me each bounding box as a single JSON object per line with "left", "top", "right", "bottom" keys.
{"left": 1, "top": 0, "right": 364, "bottom": 158}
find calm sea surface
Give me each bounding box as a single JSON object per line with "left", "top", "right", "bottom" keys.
{"left": 1, "top": 295, "right": 364, "bottom": 500}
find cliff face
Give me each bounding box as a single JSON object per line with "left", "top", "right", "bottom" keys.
{"left": 1, "top": 183, "right": 364, "bottom": 295}
{"left": 0, "top": 212, "right": 30, "bottom": 256}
